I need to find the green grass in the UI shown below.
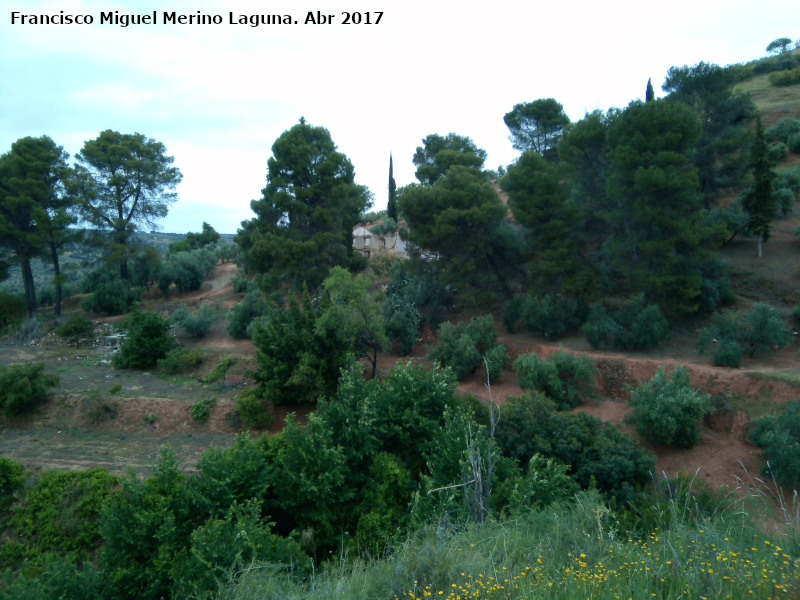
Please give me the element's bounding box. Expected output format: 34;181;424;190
749;371;800;388
219;485;800;600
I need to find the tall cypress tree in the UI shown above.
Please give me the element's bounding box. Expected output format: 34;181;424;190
387;153;398;222
742;118;776;258
645;78;655;103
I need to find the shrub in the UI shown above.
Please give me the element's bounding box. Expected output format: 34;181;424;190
767;142;789;163
190;399;213;423
750;399;800;488
775;187;795;215
515;349;596;410
172;303;220;338
231;270;254;294
158;248;217;296
496;394;655;505
236;388;272;429
521;294;587;340
201;356;236;384
703;304;793;363
384;292;422;355
113;311;175;369
0;457;24;514
581;295;670;351
226;289;267;339
81;276;139;315
157;347;204;374
629;366;710;448
0;363;59;417
712;340;744;368
788;133;800;154
429;315;508;382
0;291;26;332
55;316;95;348
769;66;800;87
766;117;800;143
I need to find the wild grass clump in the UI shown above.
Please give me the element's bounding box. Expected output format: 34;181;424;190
219;487;799;600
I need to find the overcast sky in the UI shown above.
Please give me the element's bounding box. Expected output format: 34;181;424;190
2;0;798;234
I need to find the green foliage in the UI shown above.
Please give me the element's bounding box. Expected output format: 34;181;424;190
581;295;670;351
385;259;454;333
411;132;487;185
113;311;175;369
158;247;217;295
0;457;24;515
190;399;213;423
236;119;371;290
168;222;220;254
766;37;793;54
226;289;267;339
80;274;138;315
235;388;271;429
506;454;578;513
0;363;59;417
742;119;778;256
503;293;587;340
429;315;509;382
201;356;235;384
74;130;182;281
383;289;422;355
316;267;388;377
0;291;27;332
750;399;800;488
769;66;800;86
503;98;570;157
172;303;220;337
606;99;724;315
250;291;345;408
515;349;596;410
55;316;94;348
629;366;710;448
231;270;254;293
496;394;655;505
0;554;104;600
7;469;117;563
767;141;789;162
157;347;203;374
697;303;791;361
128;245;162;291
766;118;800;143
398;165;521;293
788;133;800;153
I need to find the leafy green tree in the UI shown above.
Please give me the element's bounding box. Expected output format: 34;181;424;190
629;366;710;448
580;295;670;351
742;118;776;257
697;303;792;363
158;247;217;294
172;303;219;337
502;151;599;297
113;311;175;369
412;132;487;185
503;98;570;157
662;62;756;206
167;221;220;254
73;130;182;281
316;267;388;377
429;315;509;382
605;100;722;315
226;288;268;339
398;165;521;292
0;363;59;417
236;120;371;290
766;37;793;55
0;136;72;317
249;290;346;406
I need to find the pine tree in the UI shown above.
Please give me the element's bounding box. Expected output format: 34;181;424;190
387;153;398;222
742;118;776;258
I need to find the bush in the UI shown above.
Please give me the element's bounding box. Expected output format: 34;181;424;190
81;274;139;315
55;316;95;348
157;347;204;374
114;311;175;369
581;295;670;351
236;388;272;429
496;394;655;505
384;292;422;355
0;363;59;417
767;142;789;163
226;289;267;339
0;457;24;514
515;349;596;410
429;315;508;382
766;118;800;143
0;291;26;332
172;303;220;338
712;340;744;368
629;366;710;448
158;248;217;296
201;356;235;384
769;66;800;87
504;294;587;340
750;399;800;488
190;399;213;423
788;133;800;154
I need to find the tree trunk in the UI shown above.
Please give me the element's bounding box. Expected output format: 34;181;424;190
757;235;763;258
20;256;37;318
50;241;62;317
